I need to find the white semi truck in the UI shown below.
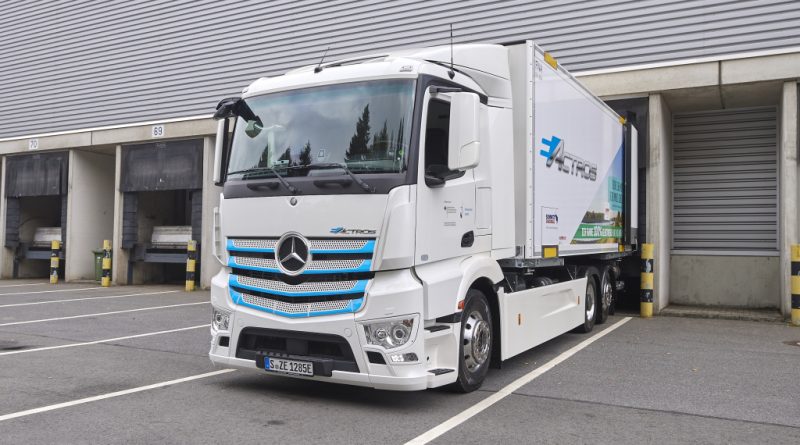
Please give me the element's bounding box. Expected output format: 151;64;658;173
208;41;638;392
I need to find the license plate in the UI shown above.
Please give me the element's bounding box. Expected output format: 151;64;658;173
264;357;314;377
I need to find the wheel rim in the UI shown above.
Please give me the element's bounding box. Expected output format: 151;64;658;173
585;282;596;321
602;279;613;309
463;310;491;371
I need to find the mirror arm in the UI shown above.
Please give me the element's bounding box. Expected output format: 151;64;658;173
424;169;464;187
424;174;445;188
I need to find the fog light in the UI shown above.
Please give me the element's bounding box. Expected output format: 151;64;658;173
363;317;415;349
390;353;418;363
212;308;230;331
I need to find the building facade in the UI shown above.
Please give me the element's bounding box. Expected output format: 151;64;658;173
0;0;798;316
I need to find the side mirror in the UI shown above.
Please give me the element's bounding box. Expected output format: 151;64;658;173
447;92;481;171
213;119;229;186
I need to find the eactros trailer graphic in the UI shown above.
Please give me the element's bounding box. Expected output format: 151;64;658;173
208;41;638;392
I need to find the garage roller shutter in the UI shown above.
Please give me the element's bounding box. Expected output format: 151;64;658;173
672;107;777;254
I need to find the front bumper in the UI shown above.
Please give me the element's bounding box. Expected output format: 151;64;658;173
209;267;446;391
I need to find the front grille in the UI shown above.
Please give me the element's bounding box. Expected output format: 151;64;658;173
232;256;279;270
231;268;372;284
230;238;278;250
237;290;362;315
309;239;371;251
235;275;363;294
227;236;376;317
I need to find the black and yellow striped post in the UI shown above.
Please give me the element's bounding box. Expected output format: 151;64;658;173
101;240;112;287
640;243;654;318
186;240;197;292
50;240;60;284
791;244;800;326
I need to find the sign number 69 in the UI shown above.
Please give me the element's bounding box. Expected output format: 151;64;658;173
151;125;165;138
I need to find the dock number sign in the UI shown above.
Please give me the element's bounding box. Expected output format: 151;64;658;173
151;125;165;138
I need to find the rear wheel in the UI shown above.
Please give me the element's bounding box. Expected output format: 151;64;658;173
451;289;492;393
576;277;597;333
597;268;613;325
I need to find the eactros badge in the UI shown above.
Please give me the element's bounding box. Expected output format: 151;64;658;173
330;227;377;235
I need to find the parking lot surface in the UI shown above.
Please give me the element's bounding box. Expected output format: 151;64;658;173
1;280;798;444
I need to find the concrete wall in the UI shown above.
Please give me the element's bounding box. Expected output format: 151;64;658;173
66;150;116;281
647;94;672;312
670;256;780;308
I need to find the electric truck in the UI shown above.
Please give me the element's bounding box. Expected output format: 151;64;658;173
208;41;638;392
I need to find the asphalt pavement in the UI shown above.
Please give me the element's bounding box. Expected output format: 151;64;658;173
0;280;798;444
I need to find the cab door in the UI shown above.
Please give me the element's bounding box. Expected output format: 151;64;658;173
414;88;478;265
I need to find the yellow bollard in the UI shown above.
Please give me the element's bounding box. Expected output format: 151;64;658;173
640;243;654;318
101;239;112;287
791;245;800;326
50;240;60;284
186;240;197;292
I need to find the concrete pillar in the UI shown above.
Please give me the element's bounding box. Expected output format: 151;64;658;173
200;136;222;288
65;149;116;281
779;81;798;318
647;93;673;312
0;156;11;278
111;145;129;285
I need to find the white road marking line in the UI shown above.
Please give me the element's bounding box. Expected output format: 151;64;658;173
0;324;210;356
0;302;209;327
405;317;633;445
0;282;49;288
0;287;104;297
0;369;236;422
0;290;180;308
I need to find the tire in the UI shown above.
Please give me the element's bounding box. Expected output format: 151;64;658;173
596;267;613;325
576;275;597;333
451;289;493;393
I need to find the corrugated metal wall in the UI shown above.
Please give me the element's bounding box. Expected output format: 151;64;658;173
1;0;799;138
672;107;778;254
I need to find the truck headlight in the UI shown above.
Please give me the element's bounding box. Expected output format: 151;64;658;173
363;317;414;349
212;308;231;331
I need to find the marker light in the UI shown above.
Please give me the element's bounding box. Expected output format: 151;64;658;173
390;353;419;363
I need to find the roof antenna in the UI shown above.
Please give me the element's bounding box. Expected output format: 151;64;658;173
314;46;331;73
447;24;455;79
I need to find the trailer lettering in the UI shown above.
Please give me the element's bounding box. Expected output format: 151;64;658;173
539;136;596;182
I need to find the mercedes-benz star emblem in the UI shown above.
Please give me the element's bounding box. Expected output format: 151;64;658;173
275;233;310;276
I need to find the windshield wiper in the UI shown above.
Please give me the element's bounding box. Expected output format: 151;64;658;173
291;163;375;193
228;166;298;194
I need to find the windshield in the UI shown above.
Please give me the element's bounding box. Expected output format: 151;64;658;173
227;80;415;180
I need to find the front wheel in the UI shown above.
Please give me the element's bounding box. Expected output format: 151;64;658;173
576;277;597;333
451;289;493;393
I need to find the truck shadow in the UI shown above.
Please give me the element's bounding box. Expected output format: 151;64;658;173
215;372;465;411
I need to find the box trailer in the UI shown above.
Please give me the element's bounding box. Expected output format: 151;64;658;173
208;40;638;391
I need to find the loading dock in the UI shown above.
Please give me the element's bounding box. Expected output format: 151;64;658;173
119;139;203;285
3;153;68;278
